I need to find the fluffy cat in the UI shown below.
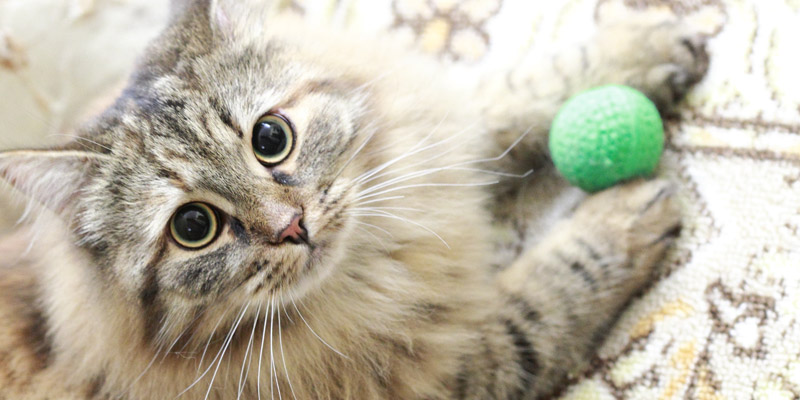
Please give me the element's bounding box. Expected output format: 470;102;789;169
0;1;707;398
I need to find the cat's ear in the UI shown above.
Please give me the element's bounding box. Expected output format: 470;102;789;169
167;0;232;41
0;150;104;214
168;0;274;43
208;0;276;41
208;0;237;40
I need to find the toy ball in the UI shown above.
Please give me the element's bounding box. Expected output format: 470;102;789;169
549;85;664;192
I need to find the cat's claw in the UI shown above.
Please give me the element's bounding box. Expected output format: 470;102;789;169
641;28;709;113
595;12;710;113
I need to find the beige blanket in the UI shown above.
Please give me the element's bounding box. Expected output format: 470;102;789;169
1;0;796;398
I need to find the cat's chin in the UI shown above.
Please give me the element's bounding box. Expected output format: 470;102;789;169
237;237;339;304
286;240;339;299
276;214;355;301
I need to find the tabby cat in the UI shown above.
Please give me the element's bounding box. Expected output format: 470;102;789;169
0;1;707;398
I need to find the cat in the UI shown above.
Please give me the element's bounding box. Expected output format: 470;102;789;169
0;0;707;398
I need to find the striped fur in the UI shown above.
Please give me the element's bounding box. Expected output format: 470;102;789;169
0;1;705;398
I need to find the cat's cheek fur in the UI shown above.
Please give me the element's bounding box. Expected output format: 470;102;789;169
158;245;247;300
285;227;353;302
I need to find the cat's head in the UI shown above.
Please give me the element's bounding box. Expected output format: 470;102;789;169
0;0;486;343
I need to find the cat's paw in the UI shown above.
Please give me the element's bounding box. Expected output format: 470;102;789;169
635;26;709;113
594;13;710;113
575;179;682;277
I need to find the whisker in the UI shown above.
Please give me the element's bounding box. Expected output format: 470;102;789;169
238;303;261;400
448;124;533;167
48;133;113;152
409;110;451;153
242;310;259;395
198;305;234;372
278;295;298;400
362;164;531;197
289;293;350;360
178;304;247;398
354;225;391;253
127;306;214;397
350;206;424;213
352;220;394;238
269;300;273;400
202;304;250;400
359;109;452;168
257;298;270;400
357;144;459;188
449;167;533;178
161;308;211;361
352;196;406;207
331;127;378;182
120;342;165;399
356;166;452;196
177;307;217;356
355;125;532;199
355;181;499;203
347;66;398;96
347;210;451;248
352;122;478;185
355;92;453;164
356;156;523;198
281;301;295;324
270;297;282;400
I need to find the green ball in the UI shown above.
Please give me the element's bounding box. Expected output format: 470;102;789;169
549;85;664;192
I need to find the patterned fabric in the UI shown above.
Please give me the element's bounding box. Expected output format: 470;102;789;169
0;0;797;398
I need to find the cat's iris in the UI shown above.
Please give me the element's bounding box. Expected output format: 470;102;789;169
252;113;294;166
169;203;219;250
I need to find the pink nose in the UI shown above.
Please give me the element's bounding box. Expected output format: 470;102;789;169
278;215;308;244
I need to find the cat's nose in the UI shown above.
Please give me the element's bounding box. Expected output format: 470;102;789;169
278;214;308;244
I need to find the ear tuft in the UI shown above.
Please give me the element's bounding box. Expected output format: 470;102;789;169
167;0;235;42
210;0;236;40
167;0;277;44
0;150;105;214
210;0;278;41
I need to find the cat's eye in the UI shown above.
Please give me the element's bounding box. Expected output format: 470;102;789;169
169;203;220;250
252;113;294;166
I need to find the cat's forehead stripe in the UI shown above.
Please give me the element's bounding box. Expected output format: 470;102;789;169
139;239;167;341
208;96;243;139
154;165;191;193
283;79;353;108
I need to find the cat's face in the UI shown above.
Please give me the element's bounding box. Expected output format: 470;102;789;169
0;1;393;340
91;48;364;304
0;0;487;344
83;23;383;318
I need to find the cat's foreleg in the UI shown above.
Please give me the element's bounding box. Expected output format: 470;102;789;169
482;11;708;171
492;178;681;397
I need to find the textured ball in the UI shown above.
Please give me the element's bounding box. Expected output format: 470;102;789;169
549;85;664;192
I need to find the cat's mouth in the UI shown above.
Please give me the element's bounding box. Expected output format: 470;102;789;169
239;238;329;297
240;202;348;299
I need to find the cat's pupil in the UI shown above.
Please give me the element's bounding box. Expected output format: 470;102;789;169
174;207;210;242
253;121;287;157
